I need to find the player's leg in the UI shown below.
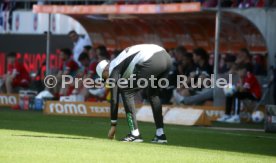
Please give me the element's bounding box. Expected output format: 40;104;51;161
120;88;143;142
147;85;167;143
217;94;233;122
234;92;256;115
225;92;255;123
125;50;171;143
146;51;171;143
5;75;14;93
225;95;233;115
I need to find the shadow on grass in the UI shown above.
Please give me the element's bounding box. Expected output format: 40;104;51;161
11;134;92;140
1;108;276;157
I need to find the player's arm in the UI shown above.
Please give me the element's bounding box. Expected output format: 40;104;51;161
109;69;120;126
106;69;120;139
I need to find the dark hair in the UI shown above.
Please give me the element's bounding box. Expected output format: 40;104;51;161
113;49;122;58
225;54;236;62
7;52;17;58
78;52;89;61
193;48;209;62
60;48;72;57
240;48;251;59
237;64;249;71
68;30;77;35
184;52;193;61
84;45;92;51
175;46;187;56
97;45;107;52
97;45;109;59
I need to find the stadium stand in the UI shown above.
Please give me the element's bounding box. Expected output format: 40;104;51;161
1;0;276;10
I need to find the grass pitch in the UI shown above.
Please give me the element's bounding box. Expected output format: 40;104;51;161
0;108;276;163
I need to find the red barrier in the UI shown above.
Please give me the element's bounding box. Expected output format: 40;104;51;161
0;52;61;78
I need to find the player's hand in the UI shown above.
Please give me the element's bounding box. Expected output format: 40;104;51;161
108;126;116;140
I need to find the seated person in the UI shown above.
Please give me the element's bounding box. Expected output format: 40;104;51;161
88;46;98;74
177;52;196;77
77;52;107;101
159;46;193;104
220;54;236;74
4;52;31;93
173;73;213;105
173;48;213;105
55;48;79;96
83;45;92;54
234;48;253;72
96;45;110;61
79;52;98;79
217;64;262;123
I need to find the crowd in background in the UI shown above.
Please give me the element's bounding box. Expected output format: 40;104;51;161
0;27;270;123
166;46;266;106
1;0;276;11
1;30;267;108
1;28;270;124
36;0;276;8
1;0;275;32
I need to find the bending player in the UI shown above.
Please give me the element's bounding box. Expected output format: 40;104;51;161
96;44;172;143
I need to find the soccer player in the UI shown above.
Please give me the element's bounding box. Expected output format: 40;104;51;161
96;44;172;143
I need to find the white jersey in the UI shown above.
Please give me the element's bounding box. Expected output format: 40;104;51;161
109;44;165;78
73;35;92;66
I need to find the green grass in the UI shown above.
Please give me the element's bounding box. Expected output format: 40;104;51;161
0;108;276;163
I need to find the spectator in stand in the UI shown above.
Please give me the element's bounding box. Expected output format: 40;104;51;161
238;0;255;8
3;52;30;93
203;0;217;7
255;0;265;7
37;0;46;5
217;64;262;123
221;0;233;7
232;48;253;73
56;48;79;96
68;30;92;66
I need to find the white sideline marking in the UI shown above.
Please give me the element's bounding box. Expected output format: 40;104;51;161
169;127;276;140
